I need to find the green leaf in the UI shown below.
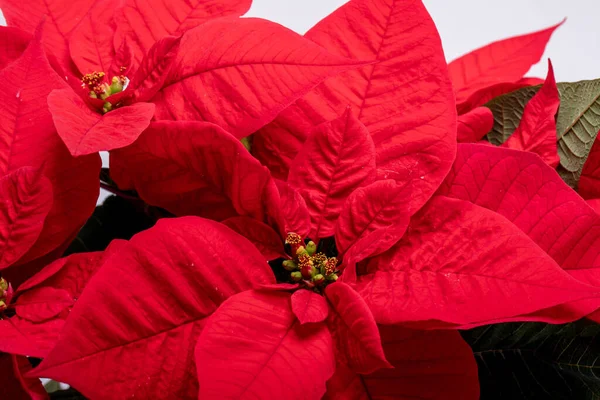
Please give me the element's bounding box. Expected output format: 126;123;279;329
462;320;600;400
485;79;600;189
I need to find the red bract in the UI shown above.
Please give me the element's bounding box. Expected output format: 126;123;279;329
0;25;100;278
449;20;563;109
457;106;494;143
253;0;458;217
0;354;48;400
501;60;560;167
438;144;600;321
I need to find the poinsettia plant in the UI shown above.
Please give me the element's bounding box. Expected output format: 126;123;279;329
1;0;600;399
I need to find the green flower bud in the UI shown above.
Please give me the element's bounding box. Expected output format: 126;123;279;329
296;246;308;256
109;76;124;95
326;273;338;282
305;241;317;256
313;274;325;285
290;271;303;282
282;260;298;271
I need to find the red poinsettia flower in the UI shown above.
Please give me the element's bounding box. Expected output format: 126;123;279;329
448;20;564;114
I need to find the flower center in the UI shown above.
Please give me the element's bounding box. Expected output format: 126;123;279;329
0;277;13;314
82;68;129;113
283;232;339;290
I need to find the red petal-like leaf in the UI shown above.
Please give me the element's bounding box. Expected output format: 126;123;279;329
114;0;251;65
152;17;368;138
0;354;48;400
0;34;100;263
195;290;335;399
0;317;64;358
588;199;600;214
324;326;479;400
0;168;52;269
275;180;311;238
288;108;376;239
68;0;118;74
255;0;456;212
456;77;543;115
326;282;391;375
335;180;411;273
48;88;155;156
438;144;600;320
502;60;560;167
291;289;329;324
354;196;597;326
457;107;494;143
0;27;31;71
579;132;600;199
132;35;181;103
31;217;274;399
111;121;282;228
449;21;563;104
15;286;73;322
223;216;285;262
0;0;96;72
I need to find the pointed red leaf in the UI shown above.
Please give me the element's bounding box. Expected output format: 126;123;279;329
0;168;53;270
579;132;600;199
30;217;275;399
68;0;118;74
132;35;181;103
15;287;73;322
438;144;600;320
335;180;411;273
223;216;285;262
324;326;479;400
48;88;155;156
456;77;543;115
291;289;329;324
0;35;101;263
0;27;31;71
255;0;456;213
288;108;376;239
195;290;335;399
114;0;251;65
326;282;391;375
151;17;368;138
588;199;600;214
457;107;494;143
0;0;97;72
502;60;560;167
275;180;311;238
0;354;48;400
0;317;64;358
354;196;598;326
111;121;282;228
449;21;563;104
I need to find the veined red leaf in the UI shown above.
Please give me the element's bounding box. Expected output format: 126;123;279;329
151;17;369;138
255;0;457;213
0;317;64;358
502;60;560;167
588;199;600;214
456;77;543;115
0;354;48;400
68;0;118;74
457;107;494;143
291;289;329;324
438;144;600;320
449;21;563;104
0;33;100;263
324;326;479;400
30;217;275;399
275;180;311;239
326;282;391;375
195;290;335;399
114;0;251;65
0;27;31;71
15;287;73;322
132;35;182;103
579;132;600;199
0;168;52;270
0;0;96;72
335;180;411;276
111;121;282;228
354;196;598;326
288;108;376;239
222;216;285;262
48;88;155;156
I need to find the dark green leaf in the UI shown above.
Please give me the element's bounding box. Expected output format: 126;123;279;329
485;79;600;189
462;320;600;399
